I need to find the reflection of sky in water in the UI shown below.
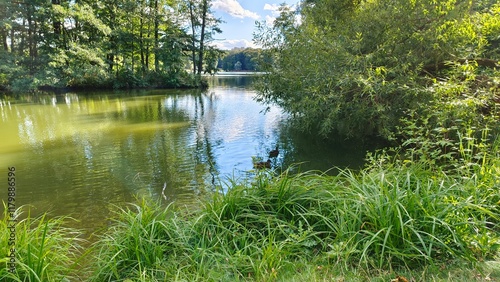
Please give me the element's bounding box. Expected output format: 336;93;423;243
173;87;285;178
0;76;370;236
157;87;285;178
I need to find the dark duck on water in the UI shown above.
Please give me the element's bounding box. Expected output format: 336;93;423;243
268;145;279;158
253;145;279;169
253;159;271;169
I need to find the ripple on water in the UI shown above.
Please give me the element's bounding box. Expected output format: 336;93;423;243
0;76;373;241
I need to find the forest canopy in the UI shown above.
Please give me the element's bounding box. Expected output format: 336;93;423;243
254;0;500;141
0;0;222;91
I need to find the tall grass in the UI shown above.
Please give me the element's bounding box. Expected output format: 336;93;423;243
89;153;499;281
0;205;85;282
333;165;498;268
90;198;174;281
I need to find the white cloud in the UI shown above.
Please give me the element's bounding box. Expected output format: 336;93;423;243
263;3;280;15
263;3;301;27
265;15;276;26
263;3;282;26
212;0;260;20
295;14;302;26
211;39;257;50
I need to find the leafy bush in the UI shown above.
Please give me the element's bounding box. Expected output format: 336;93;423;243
396;61;500;172
254;0;500;141
112;68;146;89
66;66;113;89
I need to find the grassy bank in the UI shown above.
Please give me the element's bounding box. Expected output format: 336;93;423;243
2;142;498;281
0;207;85;281
87;155;499;281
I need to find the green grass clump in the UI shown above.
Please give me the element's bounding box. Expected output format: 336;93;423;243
90;198;174;281
89;157;499;281
0;205;85;282
333;164;499;269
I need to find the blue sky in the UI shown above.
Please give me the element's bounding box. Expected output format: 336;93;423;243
210;0;300;50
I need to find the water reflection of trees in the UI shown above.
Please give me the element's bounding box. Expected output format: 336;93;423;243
193;91;219;188
206;75;255;89
83;91;221;199
274;120;374;174
0;90;224;233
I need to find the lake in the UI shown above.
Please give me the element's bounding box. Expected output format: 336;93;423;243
0;75;370;236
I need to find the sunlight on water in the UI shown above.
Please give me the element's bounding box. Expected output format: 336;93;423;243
0;76;370;237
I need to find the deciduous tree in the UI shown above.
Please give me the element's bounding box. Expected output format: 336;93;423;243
254;0;500;140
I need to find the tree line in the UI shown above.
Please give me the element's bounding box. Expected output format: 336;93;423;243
0;0;222;92
217;47;262;72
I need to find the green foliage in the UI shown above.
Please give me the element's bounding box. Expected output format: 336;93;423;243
182;0;223;76
113;68;147;89
396;60;500;173
218;48;262;71
88;151;499;280
0;0;220;92
90;199;173;281
254;0;500;141
66;66;112;89
0;205;85;281
339;164;499;268
0;150;498;281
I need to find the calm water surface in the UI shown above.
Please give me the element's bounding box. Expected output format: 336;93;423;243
0;75;369;235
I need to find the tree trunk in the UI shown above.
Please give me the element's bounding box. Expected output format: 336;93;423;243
154;0;159;72
52;0;61;36
140;2;145;75
10;27;15;53
422;58;500;74
33;18;38;59
27;5;35;73
145;7;151;71
107;3;116;72
1;28;7;51
18;18;25;56
197;0;207;75
189;1;197;74
131;17;135;74
107;53;114;72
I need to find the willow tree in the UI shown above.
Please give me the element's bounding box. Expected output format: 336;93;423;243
254;0;500;140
